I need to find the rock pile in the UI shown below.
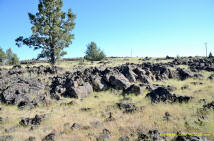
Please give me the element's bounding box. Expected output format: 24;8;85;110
0;76;49;108
146;87;192;103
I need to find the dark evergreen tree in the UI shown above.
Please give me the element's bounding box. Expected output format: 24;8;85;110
16;0;76;68
208;52;213;58
84;42;106;61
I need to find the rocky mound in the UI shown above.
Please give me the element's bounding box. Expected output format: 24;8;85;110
173;131;209;141
0;75;50;108
146;87;192;103
137;130;167;141
0;57;208;106
19;114;46;127
203;101;214;110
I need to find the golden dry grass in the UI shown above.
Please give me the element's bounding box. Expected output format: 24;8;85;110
0;76;214;140
0;58;214;140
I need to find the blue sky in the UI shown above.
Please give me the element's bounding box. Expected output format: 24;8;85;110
0;0;214;60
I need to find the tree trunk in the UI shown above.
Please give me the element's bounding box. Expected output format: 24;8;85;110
50;46;57;73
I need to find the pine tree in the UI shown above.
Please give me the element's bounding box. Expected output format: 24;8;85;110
0;47;7;65
10;54;20;65
208;52;213;58
16;0;76;68
6;48;13;64
6;48;20;65
84;42;106;61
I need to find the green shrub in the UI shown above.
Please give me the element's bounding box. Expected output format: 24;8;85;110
84;42;106;61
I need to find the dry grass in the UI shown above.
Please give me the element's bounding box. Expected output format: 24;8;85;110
0;57;171;71
1;58;214;140
1;76;214;140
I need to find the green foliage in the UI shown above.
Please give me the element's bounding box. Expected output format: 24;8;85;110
84;42;106;61
10;54;20;65
208;52;213;58
56;48;67;60
6;48;20;65
0;47;7;64
6;48;13;62
15;0;76;66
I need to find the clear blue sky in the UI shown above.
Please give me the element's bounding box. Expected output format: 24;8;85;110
0;0;214;60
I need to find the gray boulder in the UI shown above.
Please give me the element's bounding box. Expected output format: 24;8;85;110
138;75;152;84
104;69;131;90
120;65;137;82
124;84;143;95
117;102;137;113
208;74;214;80
177;68;194;80
91;75;108;91
0;77;47;107
65;82;93;98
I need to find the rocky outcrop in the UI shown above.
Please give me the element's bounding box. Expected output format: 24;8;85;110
119;65;137;82
203;101;214;110
137;130;167;141
64;82;93;98
104;69;131;90
1;57;212;104
146;87;192;103
173;132;208;141
117;102;138;113
208;74;214;80
90;74;108;91
0;76;49;108
19;114;46;127
124;84;143;95
176;68;194;80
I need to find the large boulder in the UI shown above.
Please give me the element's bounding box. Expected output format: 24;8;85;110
124;84;143;95
133;67;153;83
208;74;214;80
133;67;146;76
138;75;152;84
177;68;194;80
64;82;93;98
104;69;131;90
146;87;172;103
90;74;108;91
0;77;48;107
120;65;137;82
137;130;167;141
146;87;192;103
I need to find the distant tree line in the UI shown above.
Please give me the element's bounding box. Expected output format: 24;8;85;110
0;47;20;65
